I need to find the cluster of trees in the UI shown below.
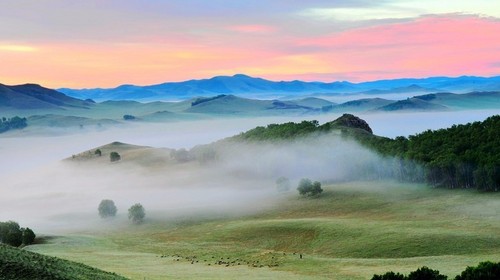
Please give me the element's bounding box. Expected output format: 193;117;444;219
0;116;27;133
297;178;323;196
236;120;321;141
0;221;35;247
275;177;323;196
123;114;136;120
357;115;500;191
235;114;372;142
98;200;145;224
372;261;500;280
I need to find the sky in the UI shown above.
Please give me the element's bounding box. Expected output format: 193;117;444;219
0;0;499;88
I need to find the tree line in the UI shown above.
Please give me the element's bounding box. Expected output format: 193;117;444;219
372;261;500;280
355;115;500;191
0;116;27;133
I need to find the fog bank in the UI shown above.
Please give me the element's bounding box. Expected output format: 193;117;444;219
1;110;497;233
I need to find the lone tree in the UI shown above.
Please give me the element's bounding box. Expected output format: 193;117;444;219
110;151;121;162
94;149;102;156
128;203;145;224
297;178;323;196
98;199;117;218
276;177;291;192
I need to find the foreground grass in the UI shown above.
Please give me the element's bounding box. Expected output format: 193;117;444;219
28;181;500;279
0;243;127;280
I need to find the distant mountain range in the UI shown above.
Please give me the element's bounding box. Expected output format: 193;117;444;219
58;74;500;101
1;82;499;130
3;83;500;114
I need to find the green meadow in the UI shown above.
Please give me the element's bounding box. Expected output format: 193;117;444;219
28;180;500;279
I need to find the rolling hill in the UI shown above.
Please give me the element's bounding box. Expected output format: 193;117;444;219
0;244;127;280
413;91;500;109
0;83;92;110
374;97;449;112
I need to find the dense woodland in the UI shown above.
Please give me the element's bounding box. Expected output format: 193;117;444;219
0;116;27;133
358;115;500;191
235;114;500;191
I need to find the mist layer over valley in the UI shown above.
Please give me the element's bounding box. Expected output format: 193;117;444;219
1;118;386;233
1;110;499;231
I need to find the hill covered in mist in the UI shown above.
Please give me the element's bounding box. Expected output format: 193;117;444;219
71;113;500;191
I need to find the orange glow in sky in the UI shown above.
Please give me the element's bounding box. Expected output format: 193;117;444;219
0;1;499;88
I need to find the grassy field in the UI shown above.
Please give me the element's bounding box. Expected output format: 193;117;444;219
28;181;500;279
0;243;127;280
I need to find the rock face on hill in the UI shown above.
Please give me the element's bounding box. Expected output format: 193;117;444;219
330;114;373;134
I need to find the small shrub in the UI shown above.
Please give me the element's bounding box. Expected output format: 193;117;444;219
110;152;121;162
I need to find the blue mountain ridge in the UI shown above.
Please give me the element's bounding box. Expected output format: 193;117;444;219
58;74;500;102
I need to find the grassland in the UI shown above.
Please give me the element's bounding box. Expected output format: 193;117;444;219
0;243;127;280
28;181;500;279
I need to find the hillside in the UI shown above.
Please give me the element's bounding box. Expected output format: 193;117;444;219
374;97;449;111
0;244;127;280
323;98;393;112
185;95;323;114
29;181;500;280
413;91;500;109
68;141;174;167
0;83;91;110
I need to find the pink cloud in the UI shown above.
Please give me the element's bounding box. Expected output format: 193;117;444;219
226;24;277;34
2;14;499;88
293;15;500;81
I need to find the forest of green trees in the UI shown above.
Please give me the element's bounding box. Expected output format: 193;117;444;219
358;115;500;191
235;114;500;191
0;116;27;133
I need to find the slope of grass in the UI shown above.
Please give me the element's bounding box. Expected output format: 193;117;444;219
0;243;127;280
28;181;500;279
